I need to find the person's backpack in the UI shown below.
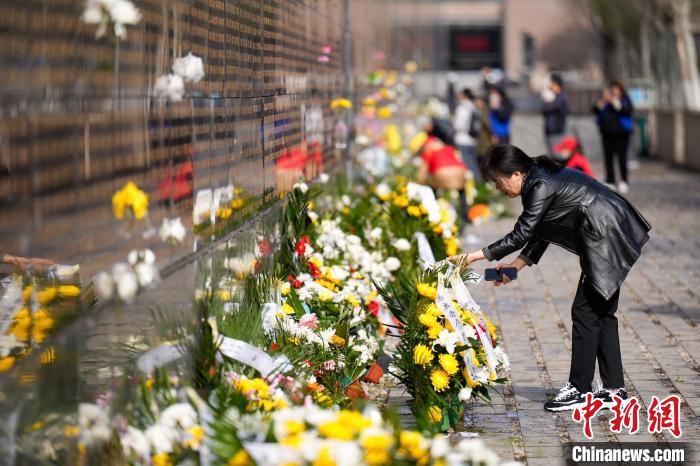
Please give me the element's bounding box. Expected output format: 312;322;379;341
468;107;481;138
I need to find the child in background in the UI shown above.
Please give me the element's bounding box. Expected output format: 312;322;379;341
552;136;595;178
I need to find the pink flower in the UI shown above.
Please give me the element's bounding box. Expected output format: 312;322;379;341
317;55;330;63
321;360;336;371
321;45;333;54
299;313;319;330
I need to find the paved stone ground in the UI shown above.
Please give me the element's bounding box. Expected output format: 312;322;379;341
388;115;700;464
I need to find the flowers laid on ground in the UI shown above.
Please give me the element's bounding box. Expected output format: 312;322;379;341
113;181;149;221
5;76;516;466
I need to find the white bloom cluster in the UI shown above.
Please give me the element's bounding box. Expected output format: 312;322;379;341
79;403;112;446
349;328;380;365
82;0;141;40
159;217;186;244
94;249;159;302
122;403;201;459
155;53;205;102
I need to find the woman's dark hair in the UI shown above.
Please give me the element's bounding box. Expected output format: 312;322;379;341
462;88;474;99
609;80;628;97
482;144;562;182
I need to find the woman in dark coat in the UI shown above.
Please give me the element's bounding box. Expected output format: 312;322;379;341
593;80;634;193
451;144;651;412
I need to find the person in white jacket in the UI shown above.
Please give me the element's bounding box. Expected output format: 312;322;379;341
453;89;482;182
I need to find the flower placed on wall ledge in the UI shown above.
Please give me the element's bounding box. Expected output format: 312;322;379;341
172;52;205;83
159;217;187;244
155;53;205;102
112;181;149;220
82;0;142;40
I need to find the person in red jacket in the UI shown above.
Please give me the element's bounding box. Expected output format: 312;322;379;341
553;136;595;178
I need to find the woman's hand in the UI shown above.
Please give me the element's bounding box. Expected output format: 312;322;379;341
448;249;485;266
493;258;527;287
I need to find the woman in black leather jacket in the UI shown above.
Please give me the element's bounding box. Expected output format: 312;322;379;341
453;144;651;412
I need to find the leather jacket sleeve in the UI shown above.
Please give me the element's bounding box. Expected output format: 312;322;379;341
519;239;549;265
482;179;554;261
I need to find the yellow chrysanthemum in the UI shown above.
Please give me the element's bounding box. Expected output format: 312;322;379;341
331;98;353;110
416;283;437;300
0;357;15;373
279;282;291;296
38;287;58;304
58;285;80;298
338;410;372;432
393;195;409;208
362;433;394;466
281;303;295;315
413;344;434;366
63;425;80;437
329;335;345;347
152;453;173;466
432;225;443;235
406;206;422;217
438;353;459;375
22;286;33;304
113;182;149;220
184;425;205;449
227;450;253;466
346;294;360;308
427;325;443;340
427;406;443;423
285;420;306;436
430;368;450;392
313;447;337;466
33;309;54;331
418;313;437;328
318;420;354;440
231;198;244;209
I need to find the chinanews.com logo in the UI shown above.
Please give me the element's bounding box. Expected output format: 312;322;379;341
567;393;691;465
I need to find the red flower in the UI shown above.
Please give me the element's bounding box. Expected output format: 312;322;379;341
296;235;311;256
288;274;303;289
308;261;322;278
258;239;273;256
368;300;380;316
269;342;280;352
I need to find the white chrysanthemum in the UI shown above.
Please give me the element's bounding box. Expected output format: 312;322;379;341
160;403;198;430
79;403;111;446
115;269;138;302
120;426;150;460
430;435;450;459
172;52;205;83
159;217;186;243
375;183;391;199
341;195;351;206
93;271;114;300
456;439;499;466
458;386;473;401
0;335;19;358
308;211;319;222
155;74;185;102
318;173;330;184
82;0;141;39
293;182;309;193
134;263;158;288
384;257;401;272
145;424;177;454
392;238;411;251
428;210;442;224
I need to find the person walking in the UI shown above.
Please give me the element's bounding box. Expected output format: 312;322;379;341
474;96;493;175
541;73;569;154
453;89;482;183
488;87;513;144
451;144;651;412
593;80;634;194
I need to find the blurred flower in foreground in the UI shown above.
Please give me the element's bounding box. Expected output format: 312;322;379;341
82;0;142;40
172;52;205;83
331;98;352;110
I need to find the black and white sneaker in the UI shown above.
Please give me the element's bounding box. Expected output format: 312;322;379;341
544;382;586;412
594;386;629;409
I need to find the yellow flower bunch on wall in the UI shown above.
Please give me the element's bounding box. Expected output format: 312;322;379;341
112;181;149;220
330;98;352;109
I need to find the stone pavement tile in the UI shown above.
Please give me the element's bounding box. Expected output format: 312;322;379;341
524;445;567;458
526;458;568;466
